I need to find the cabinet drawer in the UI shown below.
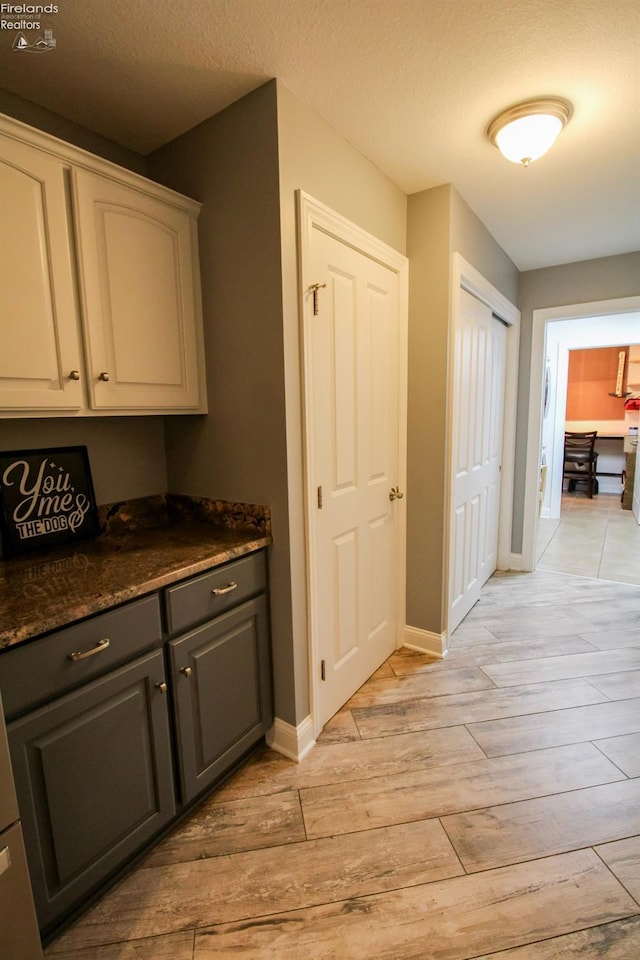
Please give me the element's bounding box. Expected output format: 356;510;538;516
165;551;267;635
0;594;162;720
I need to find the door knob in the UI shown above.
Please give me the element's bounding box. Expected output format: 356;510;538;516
389;486;404;501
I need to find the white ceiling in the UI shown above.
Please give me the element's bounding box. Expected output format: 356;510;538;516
1;0;639;270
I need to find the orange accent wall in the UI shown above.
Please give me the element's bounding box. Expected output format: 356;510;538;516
566;347;628;420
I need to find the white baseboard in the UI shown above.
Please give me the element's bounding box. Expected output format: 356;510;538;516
504;553;524;571
266;715;315;763
598;479;624;496
404;625;448;659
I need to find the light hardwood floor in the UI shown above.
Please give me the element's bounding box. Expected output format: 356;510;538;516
44;567;640;959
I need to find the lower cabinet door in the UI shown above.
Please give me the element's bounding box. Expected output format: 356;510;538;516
7;649;175;935
169;596;273;804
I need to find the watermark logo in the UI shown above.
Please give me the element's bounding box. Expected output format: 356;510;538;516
2;3;59;51
13;27;56;50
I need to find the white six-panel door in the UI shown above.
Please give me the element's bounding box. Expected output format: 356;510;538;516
449;288;508;632
301;199;407;733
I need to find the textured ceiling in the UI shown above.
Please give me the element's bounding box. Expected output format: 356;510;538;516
1;0;639;269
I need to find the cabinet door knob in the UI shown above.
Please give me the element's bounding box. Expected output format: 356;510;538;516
68;370;81;381
155;681;168;693
98;371;110;381
180;666;192;677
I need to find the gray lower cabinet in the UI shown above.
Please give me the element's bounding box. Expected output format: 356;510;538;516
0;548;272;939
7;649;175;934
169;595;272;803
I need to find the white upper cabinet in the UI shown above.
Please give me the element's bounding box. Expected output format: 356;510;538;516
0;115;207;417
72;170;203;411
0;137;83;411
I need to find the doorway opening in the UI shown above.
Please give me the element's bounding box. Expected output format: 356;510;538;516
522;297;640;575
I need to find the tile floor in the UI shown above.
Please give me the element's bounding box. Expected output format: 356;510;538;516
537;492;640;585
44;563;640;958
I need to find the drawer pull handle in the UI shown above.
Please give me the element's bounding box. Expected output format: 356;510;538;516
211;581;238;596
0;845;11;878
180;666;192;677
156;682;168;693
69;638;110;661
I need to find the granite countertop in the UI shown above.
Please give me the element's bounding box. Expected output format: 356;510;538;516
0;494;272;651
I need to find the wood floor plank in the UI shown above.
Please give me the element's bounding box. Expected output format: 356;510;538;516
481;650;640;687
480;606;640;639
483;572;638;608
299;742;624;839
468;699;640;757
596;733;640;777
589;669;640;700
316;706;361;743
346;665;494;708
45;930;195;959
142;791;306;867
578;627;640;650
192;851;638;960
46;819;463;952
475;916;640;958
596;836;640;904
351;678;608;740
441;779;640;872
215;725;485;803
445;635;598;665
474;617;584;641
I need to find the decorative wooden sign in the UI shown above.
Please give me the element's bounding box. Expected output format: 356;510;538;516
0;446;100;558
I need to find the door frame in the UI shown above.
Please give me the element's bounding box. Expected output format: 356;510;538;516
521;295;640;569
297;191;409;737
446;255;520;638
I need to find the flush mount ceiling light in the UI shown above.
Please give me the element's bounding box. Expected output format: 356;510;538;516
487;97;573;167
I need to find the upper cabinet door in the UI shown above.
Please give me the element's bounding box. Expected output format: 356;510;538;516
0;138;83;410
72;168;205;411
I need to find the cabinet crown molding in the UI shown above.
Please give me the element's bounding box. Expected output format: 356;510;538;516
0;111;201;215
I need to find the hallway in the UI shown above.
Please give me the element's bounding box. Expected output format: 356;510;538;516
44;567;640;958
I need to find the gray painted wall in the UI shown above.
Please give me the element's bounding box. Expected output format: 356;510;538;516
146;82;298;721
0;418;167;505
512;251;640;552
0;89;146;174
406;184;518;636
450;189;519;305
406;185;451;634
150;80;407;728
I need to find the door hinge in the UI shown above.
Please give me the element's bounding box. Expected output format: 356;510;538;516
321;659;326;681
317;485;323;509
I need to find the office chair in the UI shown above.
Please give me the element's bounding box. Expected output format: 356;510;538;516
563;431;599;498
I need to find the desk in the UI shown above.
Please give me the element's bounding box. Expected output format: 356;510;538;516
594;436;625;489
564;426;626;495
